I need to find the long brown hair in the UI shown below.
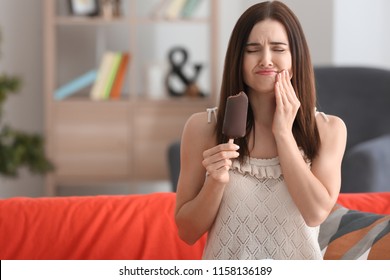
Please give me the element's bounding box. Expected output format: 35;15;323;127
216;1;320;161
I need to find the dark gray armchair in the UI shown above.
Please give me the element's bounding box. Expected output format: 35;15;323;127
315;66;390;193
168;66;390;193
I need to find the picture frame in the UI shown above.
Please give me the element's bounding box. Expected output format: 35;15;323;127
68;0;100;17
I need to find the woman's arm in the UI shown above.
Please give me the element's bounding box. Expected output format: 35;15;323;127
275;115;347;226
273;70;347;226
174;112;239;244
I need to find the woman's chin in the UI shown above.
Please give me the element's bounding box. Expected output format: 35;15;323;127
251;86;275;95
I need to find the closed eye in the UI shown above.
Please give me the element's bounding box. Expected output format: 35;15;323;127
245;42;261;53
270;41;288;53
245;45;261;53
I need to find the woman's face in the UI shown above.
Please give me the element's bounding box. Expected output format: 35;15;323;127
243;19;292;95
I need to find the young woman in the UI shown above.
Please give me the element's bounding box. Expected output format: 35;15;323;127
175;1;347;260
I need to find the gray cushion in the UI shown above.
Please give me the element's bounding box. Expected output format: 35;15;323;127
342;134;390;193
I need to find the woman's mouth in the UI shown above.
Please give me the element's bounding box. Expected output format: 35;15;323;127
255;70;278;76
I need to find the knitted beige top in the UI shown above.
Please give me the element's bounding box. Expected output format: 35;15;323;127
202;108;323;260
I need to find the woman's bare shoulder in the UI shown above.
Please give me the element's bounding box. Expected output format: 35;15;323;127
316;113;347;150
183;111;217;138
181;111;218;152
316;113;346;133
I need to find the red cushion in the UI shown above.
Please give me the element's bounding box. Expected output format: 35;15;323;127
0;192;206;260
337;192;390;214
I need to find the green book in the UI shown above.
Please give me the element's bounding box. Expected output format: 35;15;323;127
102;52;123;99
90;52;116;100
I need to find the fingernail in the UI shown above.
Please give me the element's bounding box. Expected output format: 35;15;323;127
234;144;240;150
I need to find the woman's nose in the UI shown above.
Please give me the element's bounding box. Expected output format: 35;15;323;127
259;49;273;66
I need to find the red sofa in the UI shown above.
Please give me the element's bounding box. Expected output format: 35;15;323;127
0;192;389;260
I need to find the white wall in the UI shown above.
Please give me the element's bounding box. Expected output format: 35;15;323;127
333;0;390;69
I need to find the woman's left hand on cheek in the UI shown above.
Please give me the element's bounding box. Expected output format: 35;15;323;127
273;70;300;136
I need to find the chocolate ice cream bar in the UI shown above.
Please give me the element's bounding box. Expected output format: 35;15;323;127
222;91;248;141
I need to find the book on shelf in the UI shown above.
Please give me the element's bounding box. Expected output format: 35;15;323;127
90;51;130;100
150;0;203;20
102;52;122;99
54;70;97;100
110;53;130;100
165;0;187;20
90;52;117;100
181;0;203;18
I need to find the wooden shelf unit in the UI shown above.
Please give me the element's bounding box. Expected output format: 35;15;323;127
43;0;219;195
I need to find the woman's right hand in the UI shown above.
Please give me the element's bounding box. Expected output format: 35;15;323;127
202;143;240;184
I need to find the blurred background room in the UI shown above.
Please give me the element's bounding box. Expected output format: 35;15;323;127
0;0;389;198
